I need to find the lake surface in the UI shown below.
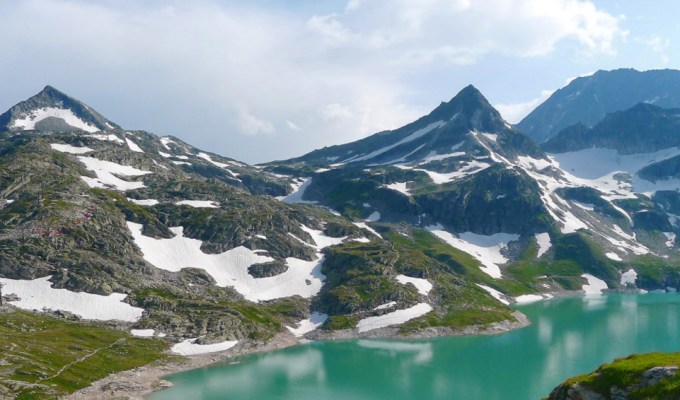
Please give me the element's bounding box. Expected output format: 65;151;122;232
148;294;680;400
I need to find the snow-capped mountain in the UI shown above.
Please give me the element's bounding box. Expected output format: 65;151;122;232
0;86;511;363
0;85;119;133
518;68;680;144
267;82;680;296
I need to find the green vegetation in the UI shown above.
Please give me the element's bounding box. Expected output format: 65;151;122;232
0;308;172;399
548;352;680;400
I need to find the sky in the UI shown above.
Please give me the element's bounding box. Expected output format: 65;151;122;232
0;0;677;164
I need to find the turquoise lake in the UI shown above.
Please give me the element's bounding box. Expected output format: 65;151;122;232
148;294;680;400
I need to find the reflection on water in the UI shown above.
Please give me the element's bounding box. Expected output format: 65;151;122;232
149;294;680;400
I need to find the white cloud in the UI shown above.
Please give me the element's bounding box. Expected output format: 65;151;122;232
495;90;555;124
286;120;302;131
236;104;275;136
0;0;624;163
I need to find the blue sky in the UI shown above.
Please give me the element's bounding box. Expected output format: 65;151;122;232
0;0;676;163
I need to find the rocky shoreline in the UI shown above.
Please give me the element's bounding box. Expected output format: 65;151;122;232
64;310;532;400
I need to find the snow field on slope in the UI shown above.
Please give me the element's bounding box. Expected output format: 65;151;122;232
426;224;519;278
351;120;445;163
50;143;93;154
171;338;239;355
285;312;329;337
125;138;144;153
0;276;143;322
356;303;433;333
475;284;509;305
175;200;219;208
77;156;152;191
664;232;676;248
12;107;100;133
581;274;608;294
128;222;342;302
535;233;552;258
620;269;637;285
396;275;432;295
277;178;318;204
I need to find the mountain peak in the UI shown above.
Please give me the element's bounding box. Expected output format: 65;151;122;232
0;86;119;133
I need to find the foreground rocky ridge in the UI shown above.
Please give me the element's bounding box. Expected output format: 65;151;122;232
546;353;680;400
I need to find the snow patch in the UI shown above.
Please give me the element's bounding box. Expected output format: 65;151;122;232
664;232;676;248
620;269;637;285
395;275;432;295
416;160;491;184
85;134;124;144
175;200;219;208
373;301;397;310
0;276;143;322
125;138;144;153
426;225;519;278
77;156;151;191
535;233;552;258
131;329;155;337
581;274;608;295
386;182;411;195
606;252;623;261
285;312;328;337
171;338;238;356
356;303;433;333
482;133;498;142
50;143;93;154
12;107;99;133
515;294;544;303
128;222;333;302
352;222;383;239
128;198;159;206
277;178;317;204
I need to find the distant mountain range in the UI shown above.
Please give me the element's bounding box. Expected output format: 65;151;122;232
518;68;680;144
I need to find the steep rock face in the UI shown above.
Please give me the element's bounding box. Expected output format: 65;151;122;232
518;68;680;144
0;86;118;133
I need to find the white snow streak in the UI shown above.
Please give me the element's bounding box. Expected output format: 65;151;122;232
175;200;219;208
351;121;445;163
620;269;637;285
476;284;510;305
50;143;93;154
